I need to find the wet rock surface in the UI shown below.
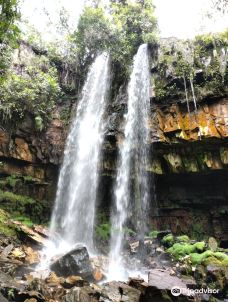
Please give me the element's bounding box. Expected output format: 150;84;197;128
50;246;93;280
0;228;227;302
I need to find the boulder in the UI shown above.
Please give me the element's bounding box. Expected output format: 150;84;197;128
50;245;93;280
0;293;9;302
101;281;141;302
61;286;100;302
129;270;195;302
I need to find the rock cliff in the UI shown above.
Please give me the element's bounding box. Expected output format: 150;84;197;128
0;37;227;239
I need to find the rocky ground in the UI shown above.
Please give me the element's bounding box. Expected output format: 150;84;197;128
0;216;227;302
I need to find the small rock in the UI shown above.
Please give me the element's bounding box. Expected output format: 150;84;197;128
1;244;14;258
208;237;218;252
24;246;40;264
16;291;45;302
61;276;89;289
101;281;141;302
93;269;104;282
45;272;62;286
61;286;100;302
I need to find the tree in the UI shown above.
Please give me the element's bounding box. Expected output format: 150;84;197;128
110;0;157;64
0;0;20;44
0;0;20;76
212;0;227;13
73;6;112;60
72;1;157;80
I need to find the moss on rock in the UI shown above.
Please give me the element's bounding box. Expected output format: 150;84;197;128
167;241;206;259
162;234;175;247
0;189;49;224
0;209;17;237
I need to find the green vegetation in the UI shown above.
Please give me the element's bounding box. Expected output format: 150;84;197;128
148;230;159;239
0;0;20;44
162;234;175;247
96;223;111;242
0;0;20;75
162;233;228;268
0;209;17;237
5;175;19;188
154;30;228;102
109;0;157;64
0;54;61;122
176;235;190;243
12;215;34;227
167;241;206;259
70;0;157;93
0;189;49;224
0;0;157;121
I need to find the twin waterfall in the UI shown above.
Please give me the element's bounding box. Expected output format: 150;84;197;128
47;53;110;256
109;44;150;280
44;45;151;280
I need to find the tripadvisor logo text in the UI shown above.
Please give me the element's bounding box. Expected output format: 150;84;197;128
171;286;219;296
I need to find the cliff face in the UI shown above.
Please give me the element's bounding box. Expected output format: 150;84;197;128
0;38;227;239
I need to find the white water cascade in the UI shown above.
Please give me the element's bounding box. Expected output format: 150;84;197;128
43;53;110;262
108;44;151;281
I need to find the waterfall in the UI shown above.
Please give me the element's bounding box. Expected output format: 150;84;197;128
108;44;150;280
44;52;110;260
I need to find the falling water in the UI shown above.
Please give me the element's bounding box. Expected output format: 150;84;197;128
108;44;150;280
43;53;110;261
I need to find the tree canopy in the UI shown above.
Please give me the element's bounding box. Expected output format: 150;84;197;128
0;0;20;44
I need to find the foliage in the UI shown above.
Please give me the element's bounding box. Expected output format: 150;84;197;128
23;175;35;182
0;0;20;75
35;115;44;131
71;0;157;91
162;234;175;247
73;6;112;67
0;54;61;122
148;230;159;239
13;215;34;227
0;209;17;237
154;30;228;102
5;175;19;187
211;0;228;14
0;189;49;223
109;0;157;65
95;223;111;242
0;0;20;44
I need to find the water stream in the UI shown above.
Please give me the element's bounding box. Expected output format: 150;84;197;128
41;52;110;264
108;44;151;281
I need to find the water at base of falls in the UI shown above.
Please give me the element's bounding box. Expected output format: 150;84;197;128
108;44;151;281
39;52;110;268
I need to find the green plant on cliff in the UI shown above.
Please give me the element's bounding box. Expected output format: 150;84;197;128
96;223;111;242
70;0;157;90
109;0;157;65
0;55;61;122
0;189;49;223
5;175;19;188
0;209;17;237
154;30;228;102
0;0;20;75
73;6;112;67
